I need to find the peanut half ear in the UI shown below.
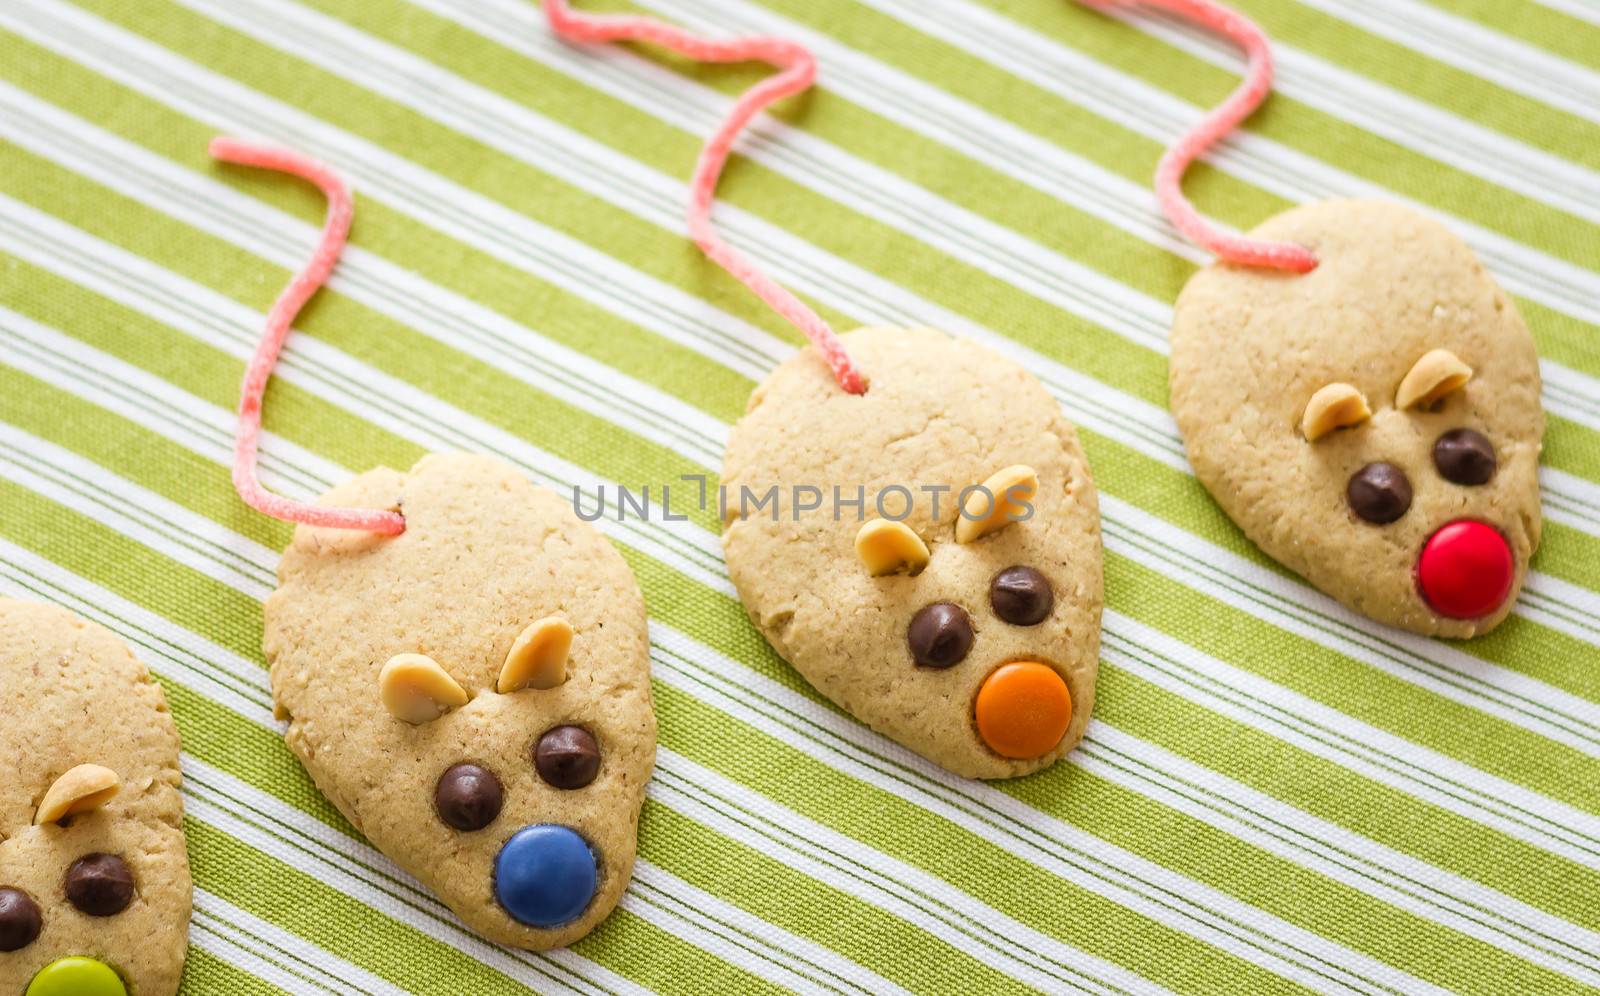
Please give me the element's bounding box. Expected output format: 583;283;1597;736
498;617;572;693
856;519;930;576
35;764;120;825
380;653;469;724
1397;349;1472;410
1301;383;1372;441
956;465;1038;544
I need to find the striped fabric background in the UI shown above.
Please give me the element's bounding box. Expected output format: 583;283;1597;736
1;0;1597;991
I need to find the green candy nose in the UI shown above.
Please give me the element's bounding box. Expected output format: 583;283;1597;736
26;956;126;996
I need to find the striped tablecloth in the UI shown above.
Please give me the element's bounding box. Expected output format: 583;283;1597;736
2;0;1597;992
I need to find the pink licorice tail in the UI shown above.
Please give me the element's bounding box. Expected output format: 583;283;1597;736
1110;0;1316;272
209;137;407;535
544;0;866;393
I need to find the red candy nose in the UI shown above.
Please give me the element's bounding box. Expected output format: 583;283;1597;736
1417;521;1514;619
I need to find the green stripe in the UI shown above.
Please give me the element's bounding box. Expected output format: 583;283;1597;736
650;683;1312;996
1421;0;1600;67
180;944;290;996
755;0;1600;276
1108;551;1600;813
1226;0;1600;168
638;800;1031;996
1094;664;1600;932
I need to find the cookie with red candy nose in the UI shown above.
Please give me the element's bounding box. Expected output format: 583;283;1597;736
1169;200;1543;637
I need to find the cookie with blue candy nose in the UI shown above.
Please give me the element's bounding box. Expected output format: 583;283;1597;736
263;453;655;948
0;600;191;996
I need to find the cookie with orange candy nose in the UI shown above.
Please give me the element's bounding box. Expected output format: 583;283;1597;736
1170;200;1543;637
720;326;1103;779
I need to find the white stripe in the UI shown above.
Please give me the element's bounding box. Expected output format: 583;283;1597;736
189;0;1154;356
12;403;1600;992
0;323;1178;995
221;0;1600;424
0;7;783;386
623;863;910;996
0;83;726;474
0;426;1165;994
0;422;279;599
192;889;412;996
6;200;1598;766
1078;0;1600;224
649;751;1161;996
0;297;339;499
1303;0;1600;125
1102;612;1600;869
52;585;632;996
407;0;1162;352
12;3;1600;534
1076;728;1600;985
1529;0;1600;26
646;626;1450;996
846;0;1600;326
12;405;1600;887
12;0;1600;845
178;647;866;996
0;306;347;494
0;53;1191;478
189;917;360;996
1100;495;1600;755
1519;569;1600;647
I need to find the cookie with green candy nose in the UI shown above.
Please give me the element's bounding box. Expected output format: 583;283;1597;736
0;600;191;996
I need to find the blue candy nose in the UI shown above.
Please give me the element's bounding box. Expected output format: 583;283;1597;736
493;824;597;928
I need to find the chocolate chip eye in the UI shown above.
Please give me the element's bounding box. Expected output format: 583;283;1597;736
990;566;1054;626
535;726;601;790
435;763;504;831
1434;428;1496;486
0;887;41;951
64;853;133;917
1347;462;1413;524
907;602;973;669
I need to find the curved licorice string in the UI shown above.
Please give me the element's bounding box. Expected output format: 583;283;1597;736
545;0;867;392
1101;0;1318;272
210;137;408;535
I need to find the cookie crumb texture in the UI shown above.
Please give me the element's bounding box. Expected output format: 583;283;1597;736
1170;200;1543;637
263;454;654;949
0;600;190;995
722;327;1104;779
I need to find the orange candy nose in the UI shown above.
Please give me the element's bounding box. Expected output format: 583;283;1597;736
975;662;1072;759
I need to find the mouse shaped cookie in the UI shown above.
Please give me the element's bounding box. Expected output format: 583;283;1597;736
263;453;655;949
0;599;191;996
721;327;1103;779
1170;200;1543;637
